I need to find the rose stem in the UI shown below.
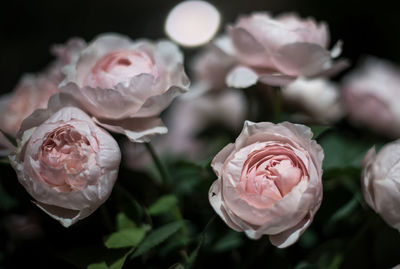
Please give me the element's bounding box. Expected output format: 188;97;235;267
145;142;170;187
272;86;281;123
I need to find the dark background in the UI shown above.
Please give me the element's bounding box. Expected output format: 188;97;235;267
1;0;400;93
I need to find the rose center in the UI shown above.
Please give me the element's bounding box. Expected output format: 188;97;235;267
37;124;97;192
83;49;158;88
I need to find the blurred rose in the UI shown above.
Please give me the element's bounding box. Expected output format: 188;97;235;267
282;78;344;124
209;121;323;248
223;12;347;88
342;57;400;137
3;214;43;240
192;36;236;91
362;141;400;231
124;88;247;170
0;75;59;136
0;38;85;137
60;33;190;142
47;37;87;82
9;94;121;227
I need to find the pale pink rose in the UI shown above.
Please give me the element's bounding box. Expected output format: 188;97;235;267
362;141;400;231
0;74;59;136
342;57;400;137
209;121;324;248
0;38;85;138
223;12;347;88
60;33;190;142
9;94;121;227
191;36;236;91
123;88;247;170
47;37;87;83
282;78;344;124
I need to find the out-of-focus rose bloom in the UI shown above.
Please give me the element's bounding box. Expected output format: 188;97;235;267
47;37;87;82
209;121;324;248
282;78;344;124
124;89;247;170
0;38;85;137
362;141;400;231
0;75;59;136
3;214;43;240
192;36;236;91
9;94;121;227
222;12;347;88
60;33;190;142
342;57;400;137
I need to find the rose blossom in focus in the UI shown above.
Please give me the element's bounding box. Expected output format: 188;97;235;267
0;38;85;137
282;78;344;124
60;33;190;142
209;121;324;248
9;94;121;227
362;141;400;231
342;57;400;137
222;12;347;88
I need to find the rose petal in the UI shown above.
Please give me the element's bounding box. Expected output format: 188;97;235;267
226;66;259;88
93;116;168;143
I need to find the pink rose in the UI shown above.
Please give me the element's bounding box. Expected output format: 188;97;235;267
282;78;344;124
223;12;347;88
0;38;85;137
361;142;400;231
9;94;121;227
342;57;400;137
60;33;190;142
124;88;247;170
191;36;236;91
209;121;324;248
0;74;59;136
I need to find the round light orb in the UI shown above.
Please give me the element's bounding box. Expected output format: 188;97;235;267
165;1;221;47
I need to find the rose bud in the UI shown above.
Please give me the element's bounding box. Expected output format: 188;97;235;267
9;94;121;227
209;121;324;248
342;57;400;138
60;33;190;142
282;77;344;124
222;12;348;88
361;141;400;231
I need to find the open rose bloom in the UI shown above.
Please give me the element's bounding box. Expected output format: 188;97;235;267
209;121;323;248
362;141;400;231
0;37;86;137
222;12;347;88
60;33;190;142
9;94;121;227
342;57;400;138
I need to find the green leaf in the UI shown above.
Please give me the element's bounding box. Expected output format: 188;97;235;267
105;228;146;249
212;231;243;252
0;182;18;211
310;125;331;140
319;132;371;169
329;197;359;223
131;220;184;258
168;263;185;269
295;262;319;269
116;212;136;231
109;255;127;269
148;195;178;216
87;262;108;269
